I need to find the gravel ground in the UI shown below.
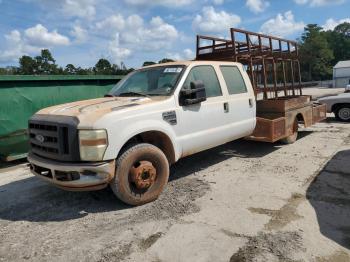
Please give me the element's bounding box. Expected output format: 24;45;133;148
1;92;350;262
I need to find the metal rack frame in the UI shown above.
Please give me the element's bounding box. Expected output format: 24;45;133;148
196;28;303;100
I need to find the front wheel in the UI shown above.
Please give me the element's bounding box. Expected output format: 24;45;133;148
110;143;169;206
335;106;350;122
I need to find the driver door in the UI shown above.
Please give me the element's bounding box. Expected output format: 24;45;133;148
174;65;230;157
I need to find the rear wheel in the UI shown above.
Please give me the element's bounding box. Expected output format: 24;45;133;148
335;106;350;122
281;118;298;144
110;143;169;206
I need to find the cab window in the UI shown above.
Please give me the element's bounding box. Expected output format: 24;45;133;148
183;65;222;98
220;66;247;95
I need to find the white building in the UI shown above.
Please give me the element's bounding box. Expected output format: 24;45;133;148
333;60;350;88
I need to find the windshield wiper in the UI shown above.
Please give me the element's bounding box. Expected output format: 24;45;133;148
117;92;150;98
146;93;168;96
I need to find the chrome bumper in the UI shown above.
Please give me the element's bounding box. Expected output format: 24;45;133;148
27;153;115;191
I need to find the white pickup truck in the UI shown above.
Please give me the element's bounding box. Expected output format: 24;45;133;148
28;61;257;205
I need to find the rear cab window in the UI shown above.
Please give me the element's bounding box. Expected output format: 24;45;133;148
220;66;247;95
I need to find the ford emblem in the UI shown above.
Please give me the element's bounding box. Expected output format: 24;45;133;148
35;134;45;143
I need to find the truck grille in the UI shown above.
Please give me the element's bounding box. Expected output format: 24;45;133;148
28;115;80;161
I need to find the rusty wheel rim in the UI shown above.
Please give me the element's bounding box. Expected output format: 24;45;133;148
130;161;157;190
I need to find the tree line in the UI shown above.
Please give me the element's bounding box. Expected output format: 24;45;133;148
0;50;135;76
0;50;176;76
0;22;349;81
299;22;350;81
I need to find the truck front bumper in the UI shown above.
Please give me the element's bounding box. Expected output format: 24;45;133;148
27;153;115;191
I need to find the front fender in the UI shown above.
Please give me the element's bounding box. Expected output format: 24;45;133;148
102;119;181;161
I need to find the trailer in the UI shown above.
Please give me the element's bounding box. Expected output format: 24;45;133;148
196;28;327;143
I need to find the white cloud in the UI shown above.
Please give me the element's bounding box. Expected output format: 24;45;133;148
166;48;195;61
0;24;70;63
61;0;96;18
124;0;194;7
323;18;350;31
28;0;97;19
183;48;195;59
260;11;305;37
24;24;70;46
294;0;308;4
120;16;178;51
192;6;241;34
0;31;24;62
246;0;270;14
213;0;224;4
94;14;179;63
109;34;132;61
70;25;88;43
96;14;126;32
294;0;345;6
166;52;183;61
5;30;21;43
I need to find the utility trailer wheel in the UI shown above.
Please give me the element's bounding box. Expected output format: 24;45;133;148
335;106;350;122
110;143;169;206
280;119;298;144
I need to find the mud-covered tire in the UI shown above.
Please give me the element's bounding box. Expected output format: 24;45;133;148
110;143;169;206
280;119;298;144
335;106;350;122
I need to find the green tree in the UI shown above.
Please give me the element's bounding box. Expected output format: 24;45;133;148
94;58;113;74
19;55;37;74
158;58;175;64
299;24;334;81
142;61;156;66
0;66;17;75
325;22;350;64
334;22;350;36
64;64;77;74
35;49;59;74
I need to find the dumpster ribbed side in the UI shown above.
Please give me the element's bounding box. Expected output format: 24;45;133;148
0;76;123;161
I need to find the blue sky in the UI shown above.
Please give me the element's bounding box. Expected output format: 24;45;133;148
0;0;349;68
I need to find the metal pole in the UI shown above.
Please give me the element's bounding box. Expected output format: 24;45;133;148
282;61;288;97
230;29;237;62
196;35;200;59
262;58;268;100
249;58;256;96
290;60;295;96
297;60;302;95
272;59;278;98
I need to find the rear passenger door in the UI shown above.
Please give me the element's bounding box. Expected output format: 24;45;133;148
219;65;256;138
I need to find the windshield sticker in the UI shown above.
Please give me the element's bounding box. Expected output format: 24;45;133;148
164;68;183;73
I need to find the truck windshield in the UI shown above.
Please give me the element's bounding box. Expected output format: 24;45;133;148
109;65;185;97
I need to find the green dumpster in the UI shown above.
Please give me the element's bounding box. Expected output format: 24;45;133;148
0;75;123;161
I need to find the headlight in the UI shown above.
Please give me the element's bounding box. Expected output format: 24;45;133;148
79;130;108;161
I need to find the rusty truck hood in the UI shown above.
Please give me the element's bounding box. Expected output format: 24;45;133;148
36;96;164;124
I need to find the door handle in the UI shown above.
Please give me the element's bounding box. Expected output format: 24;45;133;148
249;98;254;108
224;102;229;113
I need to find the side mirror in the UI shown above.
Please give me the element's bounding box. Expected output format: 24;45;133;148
179;80;207;106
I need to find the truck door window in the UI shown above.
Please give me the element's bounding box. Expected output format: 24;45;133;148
183;66;222;98
220;66;247;95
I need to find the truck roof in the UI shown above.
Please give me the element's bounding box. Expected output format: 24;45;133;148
142;60;243;69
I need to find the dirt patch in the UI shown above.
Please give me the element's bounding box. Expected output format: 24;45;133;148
316;250;350;262
230;231;303;262
127;176;210;224
139;232;163;251
97;243;132;262
220;229;249;239
249;193;304;230
0;172;210;262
